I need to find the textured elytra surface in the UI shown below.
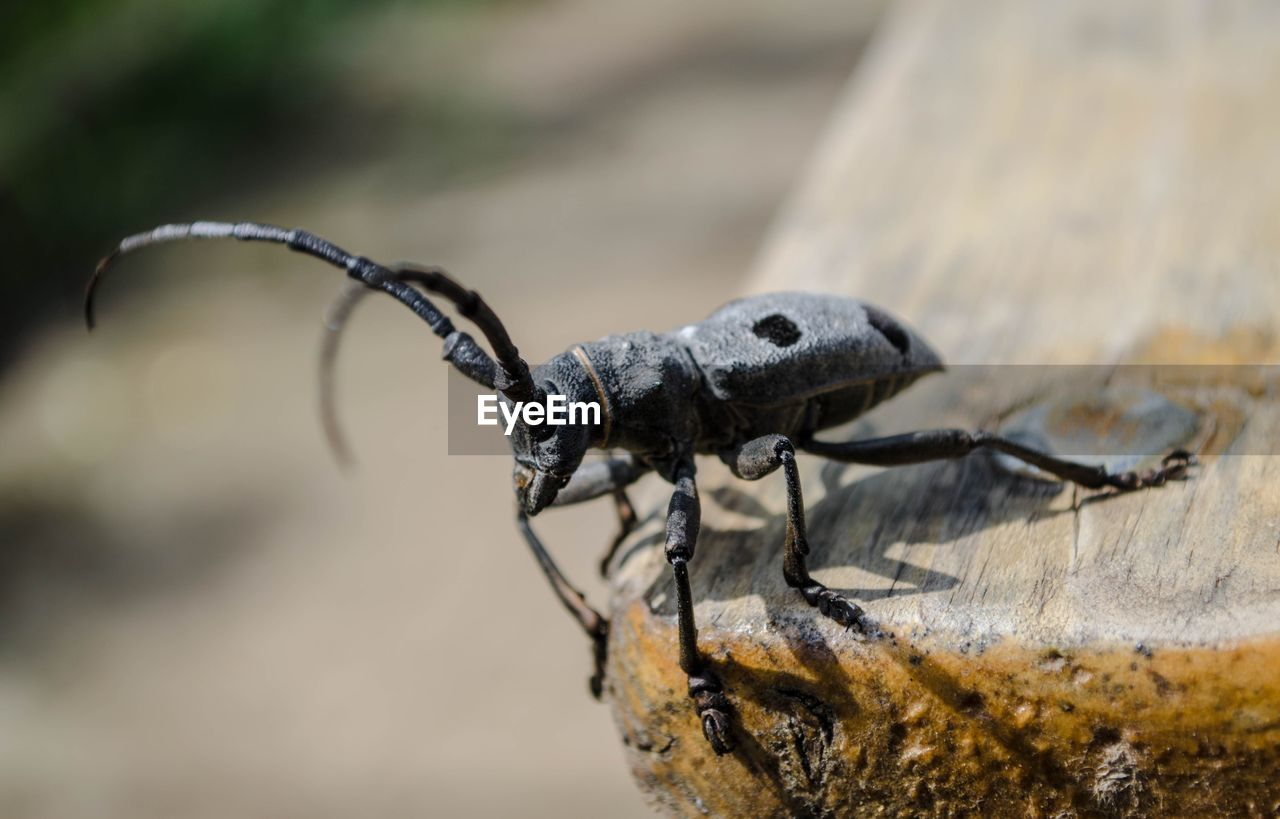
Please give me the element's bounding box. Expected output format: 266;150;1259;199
676;292;941;405
608;0;1280;815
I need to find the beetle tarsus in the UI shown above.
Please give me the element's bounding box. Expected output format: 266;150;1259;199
588;619;609;700
800;583;870;632
1104;448;1197;491
689;670;734;755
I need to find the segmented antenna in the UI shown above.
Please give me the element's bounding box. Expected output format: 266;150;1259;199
86;221;540;403
319;280;369;471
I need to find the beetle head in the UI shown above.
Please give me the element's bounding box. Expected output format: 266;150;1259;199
509;357;600;515
510;418;591;515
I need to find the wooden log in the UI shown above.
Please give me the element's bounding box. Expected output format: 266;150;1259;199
606;1;1280;816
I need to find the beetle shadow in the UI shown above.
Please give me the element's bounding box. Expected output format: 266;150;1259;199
725;453;1073;600
697;634;1083;801
621;452;1078;695
623;450;1073;605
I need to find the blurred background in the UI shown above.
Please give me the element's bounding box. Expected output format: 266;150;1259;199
0;0;885;815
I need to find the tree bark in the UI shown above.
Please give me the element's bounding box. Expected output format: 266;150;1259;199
607;1;1280;815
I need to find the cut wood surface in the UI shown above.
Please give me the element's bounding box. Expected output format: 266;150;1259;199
606;1;1280;816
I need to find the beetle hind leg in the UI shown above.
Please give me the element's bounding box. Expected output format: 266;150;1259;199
722;435;873;633
802;430;1196;493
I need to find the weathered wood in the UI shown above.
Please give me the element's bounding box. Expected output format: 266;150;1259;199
607;1;1280;815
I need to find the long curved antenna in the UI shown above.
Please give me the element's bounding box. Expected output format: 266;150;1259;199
316;263;534;468
319;280;369;470
389;263;523;375
86;221;540;402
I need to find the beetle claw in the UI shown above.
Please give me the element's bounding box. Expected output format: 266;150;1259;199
1160;449;1196;481
701;709;734;755
1107;448;1198;491
802;584;871;633
688;670;735;755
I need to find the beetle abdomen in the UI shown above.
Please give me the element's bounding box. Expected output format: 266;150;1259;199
675;292;943;409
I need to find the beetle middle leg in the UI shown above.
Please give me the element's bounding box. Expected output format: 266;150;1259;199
721;435;872;632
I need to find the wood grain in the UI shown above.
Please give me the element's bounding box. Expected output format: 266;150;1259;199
606;1;1280;815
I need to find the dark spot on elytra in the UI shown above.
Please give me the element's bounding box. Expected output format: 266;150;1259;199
752;313;801;347
865;305;911;354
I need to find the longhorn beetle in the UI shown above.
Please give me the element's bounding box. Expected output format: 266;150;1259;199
86;221;1195;755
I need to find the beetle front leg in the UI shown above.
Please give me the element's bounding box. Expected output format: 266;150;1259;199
664;462;734;755
722;435;872;632
516;510;610;700
510;455;650;700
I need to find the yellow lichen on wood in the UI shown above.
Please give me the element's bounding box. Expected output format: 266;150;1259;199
609;592;1280;816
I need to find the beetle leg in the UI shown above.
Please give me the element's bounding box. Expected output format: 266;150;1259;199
664;462;734;755
552;452;649;507
516;509;609;700
802;430;1195;491
545;454;648;576
722;435;872;632
599;490;637;577
508;456;650;701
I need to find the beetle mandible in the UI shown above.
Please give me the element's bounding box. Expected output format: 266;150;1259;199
86;221;1195;755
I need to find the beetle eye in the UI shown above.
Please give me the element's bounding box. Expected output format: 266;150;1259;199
531;422;556;442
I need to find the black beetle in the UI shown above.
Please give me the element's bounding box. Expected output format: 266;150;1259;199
86;221;1194;755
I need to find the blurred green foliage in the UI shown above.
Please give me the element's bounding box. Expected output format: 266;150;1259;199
0;0;510;364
